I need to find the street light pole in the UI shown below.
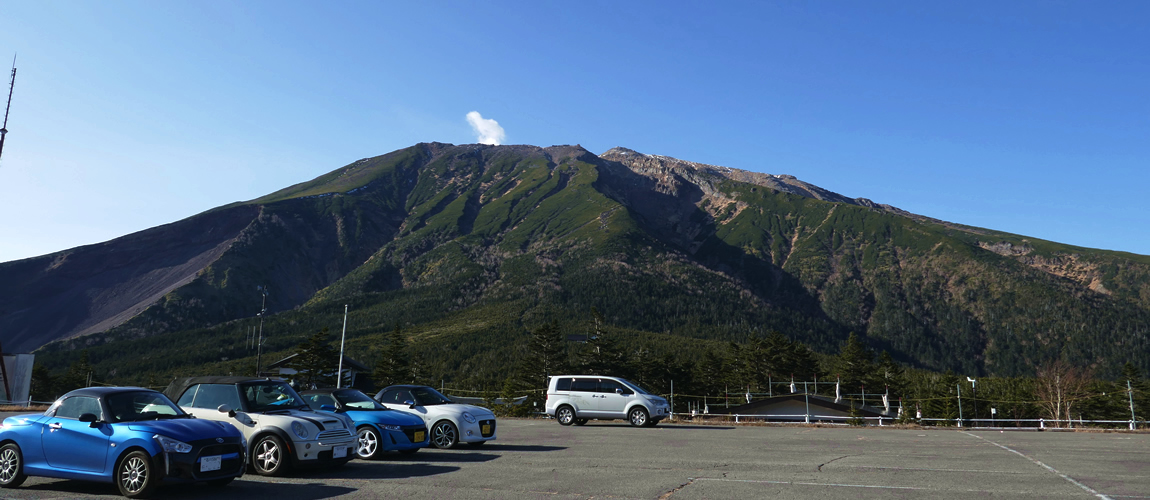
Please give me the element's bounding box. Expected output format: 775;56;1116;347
255;286;268;377
967;377;977;427
337;304;348;388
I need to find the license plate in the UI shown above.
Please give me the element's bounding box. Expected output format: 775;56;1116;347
481;425;490;435
413;431;425;442
333;446;347;459
200;455;221;472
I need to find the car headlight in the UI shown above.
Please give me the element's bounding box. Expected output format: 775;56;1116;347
292;421;309;439
462;412;476;424
154;434;193;454
381;424;401;431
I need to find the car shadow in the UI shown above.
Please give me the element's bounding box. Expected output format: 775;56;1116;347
461;444;567;452
20;479;356;499
378;451;499;463
290;461;461;479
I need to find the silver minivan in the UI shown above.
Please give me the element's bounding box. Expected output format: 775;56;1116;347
545;375;670;427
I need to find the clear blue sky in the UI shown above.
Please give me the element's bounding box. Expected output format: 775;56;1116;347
2;1;1148;262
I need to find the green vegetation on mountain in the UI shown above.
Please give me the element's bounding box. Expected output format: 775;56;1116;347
24;143;1150;407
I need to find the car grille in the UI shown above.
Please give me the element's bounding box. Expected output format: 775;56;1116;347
194;444;244;478
317;429;353;442
479;419;496;437
403;425;428;443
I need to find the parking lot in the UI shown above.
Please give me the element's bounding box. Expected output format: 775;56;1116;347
2;417;1148;499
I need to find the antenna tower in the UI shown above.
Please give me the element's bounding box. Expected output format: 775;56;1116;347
0;54;15;166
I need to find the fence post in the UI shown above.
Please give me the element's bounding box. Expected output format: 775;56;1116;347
1040;418;1045;430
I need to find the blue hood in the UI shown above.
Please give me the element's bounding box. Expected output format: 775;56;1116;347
342;408;424;427
128;418;240;442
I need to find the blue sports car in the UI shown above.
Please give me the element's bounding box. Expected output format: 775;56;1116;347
300;388;428;459
0;387;246;498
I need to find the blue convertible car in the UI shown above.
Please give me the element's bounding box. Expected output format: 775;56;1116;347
300;388;428;459
0;387;245;498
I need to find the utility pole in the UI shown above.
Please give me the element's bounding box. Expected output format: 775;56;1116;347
957;383;964;428
255;286;268;377
337;304;348;388
0;54;17;166
1129;380;1138;431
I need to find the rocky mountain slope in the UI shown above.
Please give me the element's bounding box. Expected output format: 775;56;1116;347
7;143;1150;382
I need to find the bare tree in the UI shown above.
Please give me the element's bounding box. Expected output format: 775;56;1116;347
1034;360;1092;427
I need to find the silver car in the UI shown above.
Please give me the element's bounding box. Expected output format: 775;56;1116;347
545;375;670;427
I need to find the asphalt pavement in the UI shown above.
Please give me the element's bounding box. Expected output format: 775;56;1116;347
1;416;1147;499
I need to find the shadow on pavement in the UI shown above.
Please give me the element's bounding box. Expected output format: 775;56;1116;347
292;461;462;479
19;479;356;499
379;451;499;463
462;444;567;452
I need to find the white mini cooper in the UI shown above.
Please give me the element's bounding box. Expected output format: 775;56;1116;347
165;377;357;476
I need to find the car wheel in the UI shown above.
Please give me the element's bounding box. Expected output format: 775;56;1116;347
573;418;588;426
252;435;291;476
356;426;382;460
629;407;649;427
116;450;159;498
0;443;27;488
431;420;458;449
398;448;419;455
556;405;576;426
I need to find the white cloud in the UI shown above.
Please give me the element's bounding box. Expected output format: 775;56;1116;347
466;111;506;145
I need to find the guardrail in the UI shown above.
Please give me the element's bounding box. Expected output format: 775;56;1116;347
669;413;1146;430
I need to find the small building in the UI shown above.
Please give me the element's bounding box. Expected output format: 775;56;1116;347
265;354;369;390
707;394;891;424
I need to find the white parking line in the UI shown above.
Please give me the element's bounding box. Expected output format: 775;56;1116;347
691;477;930;491
962;431;1112;500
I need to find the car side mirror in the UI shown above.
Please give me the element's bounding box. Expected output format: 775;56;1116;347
79;413;100;427
320;405;337;412
218;404;237;418
615;388;624;395
404;399;417;409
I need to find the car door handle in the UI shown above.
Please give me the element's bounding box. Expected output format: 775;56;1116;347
49;422;62;430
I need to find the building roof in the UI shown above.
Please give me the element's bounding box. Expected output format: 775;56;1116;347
266;353;369;371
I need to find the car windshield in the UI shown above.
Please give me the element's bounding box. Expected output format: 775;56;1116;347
411;386;453;406
334;390;387;410
241;382;308;412
107;391;188;422
618;379;652;395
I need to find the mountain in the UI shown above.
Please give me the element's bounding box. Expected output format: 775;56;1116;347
6;142;1150;383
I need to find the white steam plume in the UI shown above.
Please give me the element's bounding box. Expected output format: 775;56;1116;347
466;111;506;145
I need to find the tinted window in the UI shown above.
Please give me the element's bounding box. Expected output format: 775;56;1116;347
55;396;103;420
378;389;411;404
410;387;452;406
334;390;386;410
570;379;597;392
183;384;243;410
600;380;631;394
241;382;306;412
555;378;572;391
305;393;338;410
107;391;183;422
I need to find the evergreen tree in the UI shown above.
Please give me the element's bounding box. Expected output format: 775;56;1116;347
57;350;93;394
526;321;567;384
577;308;625;375
30;364;57;402
835;332;874;397
287;327;339;388
876;351;905;398
373;323;411;387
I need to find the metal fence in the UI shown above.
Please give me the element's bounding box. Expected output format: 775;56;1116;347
669;412;1147;430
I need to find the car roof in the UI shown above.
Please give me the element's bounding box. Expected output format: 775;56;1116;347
299;388;364;395
162;376;280;400
380;385;434;391
63;386;155;398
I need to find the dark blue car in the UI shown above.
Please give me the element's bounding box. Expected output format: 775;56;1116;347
300;388;428;459
0;387;245;498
